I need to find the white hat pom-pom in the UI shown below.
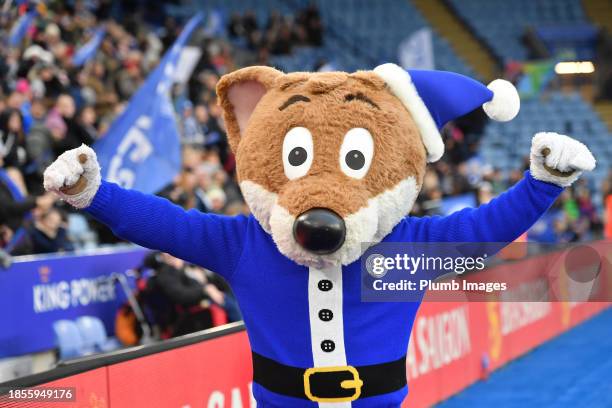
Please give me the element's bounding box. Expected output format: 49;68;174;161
482;79;520;122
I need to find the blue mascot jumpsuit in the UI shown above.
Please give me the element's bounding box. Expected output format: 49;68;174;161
85;170;561;407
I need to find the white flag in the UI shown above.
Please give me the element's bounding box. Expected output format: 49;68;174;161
398;28;434;70
173;46;202;84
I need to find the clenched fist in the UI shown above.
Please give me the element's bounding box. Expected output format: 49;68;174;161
43;144;101;208
530;132;596;187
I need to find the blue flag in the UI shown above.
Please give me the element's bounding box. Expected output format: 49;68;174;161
72;26;106;67
9;10;36;47
94;13;204;194
203;9;225;37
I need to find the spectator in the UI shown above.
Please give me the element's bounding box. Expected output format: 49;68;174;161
33;62;66;99
26;106;55;192
180;100;204;146
141;252;233;337
228;6;324;56
0;108;27;168
50;94;98;155
115;53;144;99
77;105;99;142
0;161;55;235
23;207;74;254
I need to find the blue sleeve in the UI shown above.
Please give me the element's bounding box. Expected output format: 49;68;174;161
406;171;563;242
85;180;247;280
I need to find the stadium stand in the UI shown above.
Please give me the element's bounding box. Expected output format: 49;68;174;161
192;0;477;75
447;0;589;62
480;92;611;210
1;0;609;260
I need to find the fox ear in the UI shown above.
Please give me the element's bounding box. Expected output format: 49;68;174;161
217;66;283;153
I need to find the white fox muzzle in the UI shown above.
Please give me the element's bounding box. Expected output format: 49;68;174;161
240;176;420;269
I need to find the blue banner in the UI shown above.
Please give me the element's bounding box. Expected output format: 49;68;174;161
72;26;106;67
0;247;147;358
9;10;36;47
93;13;204;194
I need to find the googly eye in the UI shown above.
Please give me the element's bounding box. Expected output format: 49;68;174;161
339;128;374;179
282;127;314;180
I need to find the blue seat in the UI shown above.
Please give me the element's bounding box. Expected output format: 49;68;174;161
67;213;97;249
75;316;121;353
448;0;587;61
53;319;91;359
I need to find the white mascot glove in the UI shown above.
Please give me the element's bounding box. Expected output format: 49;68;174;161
530;132;596;187
43;144;101;208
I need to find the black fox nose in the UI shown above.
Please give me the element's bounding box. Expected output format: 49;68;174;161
293;208;346;255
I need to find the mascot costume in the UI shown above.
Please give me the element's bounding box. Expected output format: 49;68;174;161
44;63;595;407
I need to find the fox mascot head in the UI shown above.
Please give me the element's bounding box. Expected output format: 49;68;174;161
216;63;520;268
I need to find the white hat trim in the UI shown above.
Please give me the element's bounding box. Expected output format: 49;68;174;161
373;63;444;163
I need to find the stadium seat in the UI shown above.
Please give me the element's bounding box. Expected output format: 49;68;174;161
75;316;121;353
67;214;98;250
52;319;91;359
447;0;588;62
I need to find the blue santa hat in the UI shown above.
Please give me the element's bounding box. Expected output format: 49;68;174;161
373;63;520;162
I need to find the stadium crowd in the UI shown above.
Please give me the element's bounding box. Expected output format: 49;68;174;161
227;5;323;58
0;0;610;264
417;120;609;243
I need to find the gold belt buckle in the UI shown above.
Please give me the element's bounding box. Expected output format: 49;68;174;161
303;365;364;403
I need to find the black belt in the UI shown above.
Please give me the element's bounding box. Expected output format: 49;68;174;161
252;352;407;403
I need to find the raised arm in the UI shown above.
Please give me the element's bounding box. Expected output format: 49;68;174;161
407;133;596;243
43;145;247;280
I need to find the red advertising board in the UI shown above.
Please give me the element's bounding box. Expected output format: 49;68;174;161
0;368;109;408
27;302;608;408
22;304;609;408
403;301;609;408
23;242;611;408
107;331;253;408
